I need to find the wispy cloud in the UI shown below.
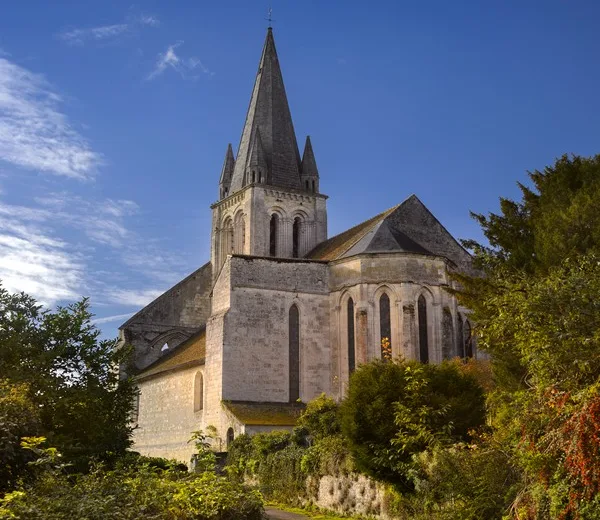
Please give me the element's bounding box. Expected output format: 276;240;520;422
147;41;213;80
106;288;164;306
0;57;102;179
0;191;183;307
58;13;159;46
92;312;134;325
0;212;85;305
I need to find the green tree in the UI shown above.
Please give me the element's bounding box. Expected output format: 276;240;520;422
0;286;136;475
0;380;42;491
339;359;485;487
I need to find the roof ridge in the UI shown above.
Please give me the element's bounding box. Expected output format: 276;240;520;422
306;204;400;260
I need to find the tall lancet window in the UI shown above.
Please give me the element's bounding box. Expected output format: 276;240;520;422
464;320;473;358
418;295;429;363
347;298;355;374
379;293;391;360
289;304;300;402
234;214;245;254
293;217;301;258
457;314;464;358
269;214;278;257
221;218;234;263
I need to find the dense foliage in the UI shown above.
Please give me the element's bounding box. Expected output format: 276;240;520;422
339;359;486;487
455;154;600;518
0;288;136;478
0;464;263;520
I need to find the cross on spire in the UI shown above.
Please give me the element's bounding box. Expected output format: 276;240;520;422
265;6;274;28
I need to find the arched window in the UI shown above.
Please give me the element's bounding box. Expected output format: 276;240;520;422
194;372;204;412
269;214;278;256
464;320;473;358
292;217;301;258
418;295;429;363
312;180;316;193
234;213;245;254
457;314;464;358
259;171;263;183
226;427;234;448
305;180;309;190
252;171;256;183
347;298;355;374
379;293;391;360
289;304;300;402
442;307;454;360
222;218;234;260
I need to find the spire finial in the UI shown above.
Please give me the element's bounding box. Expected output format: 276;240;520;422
265;6;274;28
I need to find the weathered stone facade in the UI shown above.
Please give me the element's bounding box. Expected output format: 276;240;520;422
123;27;479;465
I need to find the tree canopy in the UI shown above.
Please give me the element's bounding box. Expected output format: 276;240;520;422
0;286;136;483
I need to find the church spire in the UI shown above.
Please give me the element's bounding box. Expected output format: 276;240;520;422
219;143;235;199
300;135;319;193
228;28;302;193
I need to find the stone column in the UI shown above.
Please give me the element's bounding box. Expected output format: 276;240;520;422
280;218;292;257
355;305;369;366
402;303;416;361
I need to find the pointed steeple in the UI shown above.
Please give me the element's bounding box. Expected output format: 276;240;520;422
228;28;302;193
219;144;235;199
300;135;319;192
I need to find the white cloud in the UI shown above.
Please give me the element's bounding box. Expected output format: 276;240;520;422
106;288;164;306
58;13;160;46
0;190;187;308
0;213;85;305
137;15;160;28
92;312;134;325
147;41;213;80
0;58;102;179
60;24;129;45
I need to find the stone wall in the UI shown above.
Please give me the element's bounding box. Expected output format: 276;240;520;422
133;365;203;463
218;256;331;404
328;253;475;399
308;473;393;519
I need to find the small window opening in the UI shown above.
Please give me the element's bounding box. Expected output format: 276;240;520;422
226;427;234;448
270;214;278;256
161;343;169;353
348;298;355;374
312;180;316;193
292;217;301;258
418;295;429;363
252;171;256;183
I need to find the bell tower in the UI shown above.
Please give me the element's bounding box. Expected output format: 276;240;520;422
211;28;328;273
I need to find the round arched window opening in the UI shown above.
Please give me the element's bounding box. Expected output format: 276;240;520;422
226;427;234;448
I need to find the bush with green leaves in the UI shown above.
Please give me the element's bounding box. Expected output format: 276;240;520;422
339;359;485;487
0;464;263;520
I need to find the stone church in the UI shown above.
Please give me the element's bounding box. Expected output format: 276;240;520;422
120;28;477;462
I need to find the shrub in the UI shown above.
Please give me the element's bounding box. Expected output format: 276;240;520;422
294;393;341;443
339;359;486;486
0;465;263;520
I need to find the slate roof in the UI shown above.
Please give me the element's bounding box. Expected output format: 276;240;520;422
223;401;305;426
306;194;473;271
229;28;303;193
136;328;206;381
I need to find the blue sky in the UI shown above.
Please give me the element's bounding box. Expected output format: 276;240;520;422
1;1;600;338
